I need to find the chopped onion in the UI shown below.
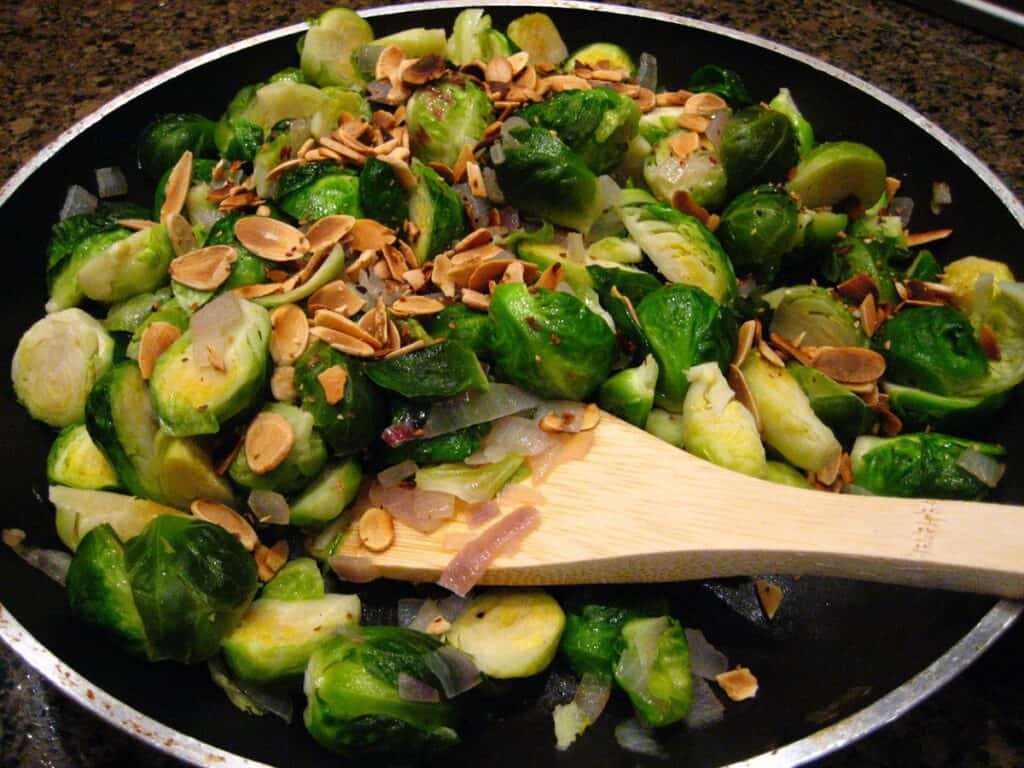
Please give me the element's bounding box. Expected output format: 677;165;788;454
454;182;493;230
59;185;98;220
208;656;294;723
247;490;290;525
931;181;952;215
426;645;481;697
366;79;392;103
377;460;419;487
357;269;401;307
190;292;242;369
438;594;471;622
498;206;520;232
497;483;547;508
423;384;542;438
499;116;529;147
465;416;559;465
95;166;128;199
328;554;381;583
685;678;726;729
482;167;505;204
370;482;455;533
596;175;622;211
635;52;659;91
398;672;440;703
2;529;70;586
489;141;506;166
528;430;595;485
685;628;729;680
890;196;914;228
575;672;612;722
466;500;501;528
974;272;995;321
437;506;540;596
614;718;666;758
566;232;586;264
704;109;731;147
585;207;623;244
408;598;443;632
957;448;1006;488
553;674;611;752
397;598;424;628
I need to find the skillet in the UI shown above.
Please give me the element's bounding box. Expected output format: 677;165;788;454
0;2;1021;765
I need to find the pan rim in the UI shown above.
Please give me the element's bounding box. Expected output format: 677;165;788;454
1;2;1021;767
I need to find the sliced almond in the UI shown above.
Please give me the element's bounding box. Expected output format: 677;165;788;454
905;228;953;247
359;507;395;552
685;92;728;115
270;365;298;402
308;279;366;316
465;160;487;197
539;403;600;434
979;323;1001;360
375;44;405;81
431;253;456;297
728;363;761;432
485;56;513;83
906;279;955;303
655;89;694;107
467;258;518;292
382;243;409;281
269;304;309;365
677;113;710;132
671;189;712;225
860;293;880;337
402;267;427;291
309;326;377;358
317;364;348;405
391;295;446;316
808;347;886;384
117;218;158;231
234;283;283;299
266;157;304;182
816;449;843;486
160;150;193;221
166;212;198;257
244;412;295;475
506;51;530;75
455;228;493;253
534;262;564;291
733;320;758;368
539;74;591;93
461;288;491;311
885;176;902;200
358;303;391;347
668;130;701;160
137;321;181;380
502;260;526;284
346;218;396;251
235;217;310;262
191;499;259;552
836;272;878;303
452;143;476;183
307;214;356;254
758;338;787;368
769;332;818;367
314;309;382;348
716;667;759;702
255;540;289;582
754;579;784;620
169;245;237;290
383;339;428;359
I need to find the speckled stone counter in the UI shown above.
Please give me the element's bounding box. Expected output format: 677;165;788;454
0;1;1022;766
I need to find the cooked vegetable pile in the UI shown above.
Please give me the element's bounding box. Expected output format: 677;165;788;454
8;6;1022;760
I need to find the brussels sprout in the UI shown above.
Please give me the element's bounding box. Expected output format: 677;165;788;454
153;157;217;223
425;303;494;358
588;236;643;264
687;64;751;107
46;211;127;278
359;157;409;231
262;558;325;600
294;341;386;455
588;263;662;306
48;227;132;311
561;604;638;681
520;88;640;175
372;27;447;58
445;591;566;679
380;420;488;467
794;208;848;258
848;195;906;247
276;162;362;222
767;88;814;156
516;241;593;293
366;341;488;400
904;249;942;283
599;355;659;427
73;224;174;304
410;159;468;263
717;185;800;280
289;460;363;529
47;424;119;491
765;285;867;348
884;383;1008;432
105;287;177;334
67;516;258;664
643;131;728;209
787;363;876;442
614;616;692;727
269;67;309;84
489;283;616;400
223;591;361;684
150;295;271;437
230;404;327;494
760;461;814;488
823;236;902;305
721;106;799;194
637;107;686;146
873;306;988;395
213;84;264;161
741;351;841;472
644;408;686;447
958;281;1024;397
620;203;736;303
635;284;735;412
786;141;887;209
12;308;114;427
506;12;568;67
137;113;217;180
446;8;507;64
941;256;1015;314
850;433;1005;499
493;124;604;233
680;362;766;476
303;627;459;759
407;81;494;168
415;454;524;503
50;486;183;553
300;7;374;88
563;43;635;75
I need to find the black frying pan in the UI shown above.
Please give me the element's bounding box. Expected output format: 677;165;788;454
0;3;1020;766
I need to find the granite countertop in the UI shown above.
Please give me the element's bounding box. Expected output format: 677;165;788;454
0;1;1022;766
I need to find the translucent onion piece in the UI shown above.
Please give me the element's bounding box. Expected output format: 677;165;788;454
685;678;726;730
466;500;501;528
614;718;666;758
482;167;505;204
377;460;419;487
956;449;1006;488
60;185;98;220
575;673;612;723
398;672;440;703
890;196;914;228
684;628;730;680
409;598;444;632
597;174;622;210
425;645;482;698
397;598;424;628
208;656;294;724
423;384;542;438
528;429;596;486
95;166;128;199
737;275;758;299
931;181;952;215
499;116;529;147
369;483;455;533
566;233;586;264
437;506;540;596
3;530;71;587
489;141;506;166
635;52;658;91
704;109;731;147
465;416;559;465
437;594;471;622
190;292;242;369
247;490;290;525
974;272;995;321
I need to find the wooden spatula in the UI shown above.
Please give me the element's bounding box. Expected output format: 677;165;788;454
335;412;1024;598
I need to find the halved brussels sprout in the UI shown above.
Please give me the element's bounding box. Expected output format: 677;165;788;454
300;7;374;88
137;113;217;180
75;224;174;304
643;131;727;210
407;81;494;168
884;383;1008;432
788;363;876;442
12;308;114;427
48;227;132;311
213;84;265;161
276;162;362;222
126;298;189;360
760;461;813;488
371;27;447;58
288;459;363;530
105;287;177;334
446;8;507;64
425;303;494;358
415;454;523;503
367;341;488;399
410;159;467;263
47;424;119;491
644;407;686;447
588;236;643;264
516;241;593;294
563;42;635;75
262;558;325;600
506;12;568;67
599;355;659;427
687;64;751;107
941;256;1015;314
717;185;800;281
614;616;692;727
786;141;887;209
49;486;183;553
561;603;638;681
767;88;814;156
230;403;328;494
359;157;409;231
720;106;799;194
765;285;867;348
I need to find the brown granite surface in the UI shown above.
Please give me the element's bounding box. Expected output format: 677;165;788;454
0;1;1022;766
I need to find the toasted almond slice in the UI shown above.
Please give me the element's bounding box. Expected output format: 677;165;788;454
314;309;383;348
317;365;348;405
427;161;456;184
384;339;429;359
755;579;784;620
980;323;1001;360
733;320;758;368
391;295;446;316
685;92;728;115
588;68;626;82
137;322;181;381
191;499;259;552
317;136;366;165
266;157;304;182
117;218;159;231
307;214;356;254
382;243;408;280
431;253;456;297
769;332;818;367
816;449;843;486
308;279;366;316
534;262;564;291
206;343;226;372
668;130;701;159
716;667;759;701
672;189;712;225
310;326;377;358
346;218;396;251
255;540;289;582
359;507;395;552
467;258;518;292
580;403;600;431
677;113;710;132
271;365;298;402
269;304;309;365
375;44;405;81
345;249;378;280
809;346;886;384
632;86;656;112
655;89;695;107
465;160;487;197
455;228;493;253
758;338;787;368
402;267;427;291
485;56;513;83
401;53;446;85
885;176;902;200
160;150;193;221
860;293;880;337
905;228;953;247
359;302;391;345
452;143;476;183
461;288;491;311
244;412;295;475
234;283;284;298
386;317;402;351
506;50;530;75
836;272;878;302
906;279;956;303
502;260;526;284
540;74;591;93
728;364;761;432
169;245;237;290
235;217;310;262
839;452;854;484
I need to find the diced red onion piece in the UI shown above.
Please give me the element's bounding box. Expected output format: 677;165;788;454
498;206;520;231
247;490;290;525
398;672;441;703
190;292;242;369
685;678;726;729
328;555;381;583
528;429;595;486
466;500;501;528
377;460;419;487
423;384;542;438
425;645;481;697
465;415;559;465
957;449;1005;488
614;719;666;758
437;506;540;596
60;185;98;220
684;628;730;680
397;598;424;628
95;166;128;199
454;182;493;230
371;483;456;533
